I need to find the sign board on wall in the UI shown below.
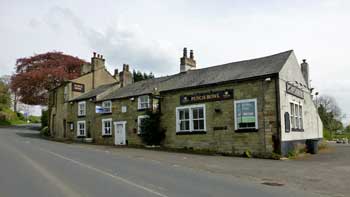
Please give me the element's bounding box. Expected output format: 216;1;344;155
72;82;85;92
180;89;233;105
95;106;110;114
286;83;304;99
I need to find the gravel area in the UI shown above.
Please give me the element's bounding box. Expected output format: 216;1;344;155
74;142;350;197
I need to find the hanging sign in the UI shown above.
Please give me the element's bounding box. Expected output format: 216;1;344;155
72;82;85;92
180;89;233;105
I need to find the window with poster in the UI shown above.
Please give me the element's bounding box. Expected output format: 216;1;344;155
234;99;258;130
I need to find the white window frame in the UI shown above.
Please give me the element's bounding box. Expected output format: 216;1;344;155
138;95;150;110
290;101;303;130
121;106;127;113
102;118;112;136
77;120;86;137
234;98;258;130
102;100;112;113
176;104;206;133
137;115;149;134
78;101;86;116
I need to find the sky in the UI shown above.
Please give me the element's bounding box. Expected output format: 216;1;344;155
0;0;349;122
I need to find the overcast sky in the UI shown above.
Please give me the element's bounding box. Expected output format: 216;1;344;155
0;0;349;122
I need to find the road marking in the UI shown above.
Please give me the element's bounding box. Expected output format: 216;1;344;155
41;148;169;197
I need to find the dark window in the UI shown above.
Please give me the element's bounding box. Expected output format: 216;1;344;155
284;112;290;133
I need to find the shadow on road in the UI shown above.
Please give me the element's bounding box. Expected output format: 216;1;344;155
15;132;42;139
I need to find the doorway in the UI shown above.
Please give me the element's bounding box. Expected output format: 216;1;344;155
114;121;126;145
63;119;66;138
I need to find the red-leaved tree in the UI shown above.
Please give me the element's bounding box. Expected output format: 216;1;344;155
10;52;86;106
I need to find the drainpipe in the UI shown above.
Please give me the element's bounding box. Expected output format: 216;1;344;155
261;80;267;153
274;74;282;155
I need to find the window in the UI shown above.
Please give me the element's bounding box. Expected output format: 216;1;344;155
178;108;190;132
290;102;303;130
102;118;112;136
64;86;68;102
234;99;258;130
176;104;206;133
102;100;112;113
192;107;205;131
77;121;86;137
284;112;290;133
121;106;127;113
137;115;149;134
299;105;303;129
290;103;295;128
78;101;86;116
138;95;150;110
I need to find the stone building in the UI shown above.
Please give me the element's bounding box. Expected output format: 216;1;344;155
49;49;323;157
48;53;130;138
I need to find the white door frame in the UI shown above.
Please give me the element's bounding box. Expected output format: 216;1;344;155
113;121;126;145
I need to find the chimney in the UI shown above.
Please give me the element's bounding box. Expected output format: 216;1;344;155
180;47;196;73
113;69;119;81
119;64;133;87
301;59;309;88
91;52;105;71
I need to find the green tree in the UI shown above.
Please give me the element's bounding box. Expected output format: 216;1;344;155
0;80;11;111
132;69;155;82
41;109;49;128
139;110;165;145
317;95;343;138
345;125;350;133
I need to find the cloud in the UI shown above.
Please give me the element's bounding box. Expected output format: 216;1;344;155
45;6;178;75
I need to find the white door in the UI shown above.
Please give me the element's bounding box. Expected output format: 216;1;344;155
114;121;126;145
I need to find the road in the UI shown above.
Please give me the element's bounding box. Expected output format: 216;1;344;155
0;126;324;197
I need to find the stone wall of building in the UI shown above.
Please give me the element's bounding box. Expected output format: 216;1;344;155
160;77;278;156
278;52;323;156
49;86;70;139
93;98;148;145
49;64;117;139
67;96;150;146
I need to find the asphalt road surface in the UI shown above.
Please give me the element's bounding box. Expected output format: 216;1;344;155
0;126;324;197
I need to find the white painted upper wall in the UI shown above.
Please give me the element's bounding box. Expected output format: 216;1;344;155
279;52;323;141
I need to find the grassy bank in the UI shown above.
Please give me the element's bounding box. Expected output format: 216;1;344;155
323;128;350;140
0;108;39;126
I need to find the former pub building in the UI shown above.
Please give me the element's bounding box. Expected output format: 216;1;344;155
48;48;323;157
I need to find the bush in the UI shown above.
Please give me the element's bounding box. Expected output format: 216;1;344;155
16;112;25;121
0;108;24;125
40;126;50;136
28;115;41;123
244;149;252;158
139;110;165;145
271;152;281;160
41;110;48;128
323;128;331;140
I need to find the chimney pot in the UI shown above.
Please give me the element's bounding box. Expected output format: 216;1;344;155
190;50;194;59
303;59;307;63
93;52;96;57
183;48;187;58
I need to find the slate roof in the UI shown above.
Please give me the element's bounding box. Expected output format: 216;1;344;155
70;82;118;101
98;50;293;101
